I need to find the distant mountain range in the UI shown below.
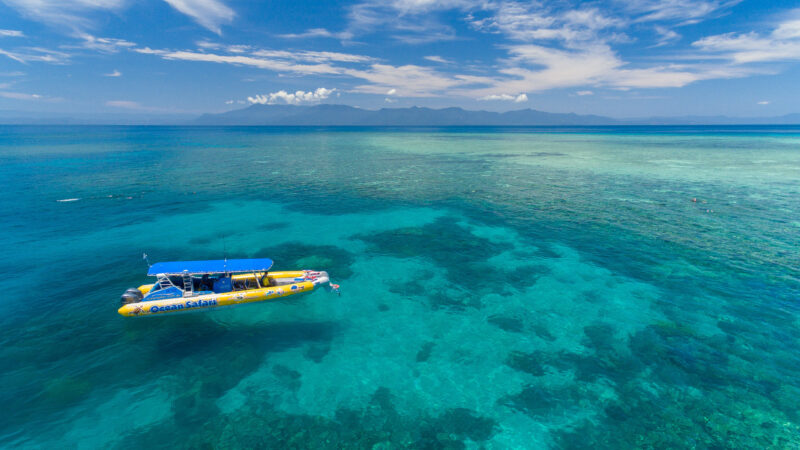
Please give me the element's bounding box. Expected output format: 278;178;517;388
194;104;800;126
193;104;618;126
2;104;800;126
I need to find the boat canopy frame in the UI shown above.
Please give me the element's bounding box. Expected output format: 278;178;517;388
147;258;274;276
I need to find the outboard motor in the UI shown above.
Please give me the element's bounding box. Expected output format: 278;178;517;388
121;287;144;305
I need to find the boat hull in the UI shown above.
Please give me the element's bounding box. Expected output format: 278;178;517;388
118;280;317;317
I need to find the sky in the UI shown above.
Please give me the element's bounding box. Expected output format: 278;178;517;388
1;0;800;118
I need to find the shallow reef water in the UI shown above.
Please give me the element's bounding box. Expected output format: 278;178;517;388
0;125;799;448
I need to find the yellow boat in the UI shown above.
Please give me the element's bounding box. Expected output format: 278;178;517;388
118;258;337;317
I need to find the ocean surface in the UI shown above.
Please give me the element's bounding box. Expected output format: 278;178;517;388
1;125;799;449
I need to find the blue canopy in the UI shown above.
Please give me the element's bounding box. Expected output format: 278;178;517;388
148;258;274;276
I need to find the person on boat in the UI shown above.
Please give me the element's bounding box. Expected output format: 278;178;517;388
199;274;213;291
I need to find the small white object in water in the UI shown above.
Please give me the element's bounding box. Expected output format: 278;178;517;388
57;198;80;202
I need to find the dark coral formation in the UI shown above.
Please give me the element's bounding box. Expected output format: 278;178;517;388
500;321;800;448
488;315;525;333
253;242;355;280
505;351;547;376
355;217;512;283
416;341;435;362
356;216;548;302
116;387;497;450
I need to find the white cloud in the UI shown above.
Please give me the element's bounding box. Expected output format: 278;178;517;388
3;0;234;34
0;47;70;64
138;49;343;75
104;69;122;77
774;19;800;40
497;44;624;90
247;88;336;105
106;100;143;109
693;15;800;64
478;93;528;102
0;49;25;63
162;0;235;34
1;0;126;31
105;100;176;112
345;63;473;97
464;42;755;98
469;3;624;46
280;28;354;41
284;0;475;44
251;49;372;63
424;55;450;63
652;26;680;47
136;44;475;98
757;100;769;105
132;37;740;100
127;5;793;103
75;33;135;53
384;97;397;103
576;90;594;95
0;91;43;100
291;0;736;49
136;45;372;75
372;0;481;42
623;0;742;24
0;29;24;38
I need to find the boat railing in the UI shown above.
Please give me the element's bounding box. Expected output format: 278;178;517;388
156;274;179;292
182;271;193;297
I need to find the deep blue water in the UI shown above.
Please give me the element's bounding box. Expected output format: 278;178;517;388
1;126;799;448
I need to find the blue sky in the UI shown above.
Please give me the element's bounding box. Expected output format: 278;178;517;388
1;0;799;118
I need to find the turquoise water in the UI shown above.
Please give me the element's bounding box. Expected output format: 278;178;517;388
1;125;799;448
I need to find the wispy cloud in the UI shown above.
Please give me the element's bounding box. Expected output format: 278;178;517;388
757;100;769;105
3;0;234;34
104;69;122;77
424;55;451;64
162;0;235;34
106;100;143;109
279;28;354;41
285;0;474;44
134;41;484;97
623;0;742;24
0;47;70;64
121;3;800;103
464;42;754;98
345;63;479;97
131;35;754;101
105;100;174;112
250;49;373;63
576;90;594;95
479;93;528;102
692;13;800;63
0;91;43;100
247;88;336;105
470;3;624;46
136;48;344;75
0;29;24;38
134;43;378;78
652;25;681;47
1;0;126;31
74;33;135;53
